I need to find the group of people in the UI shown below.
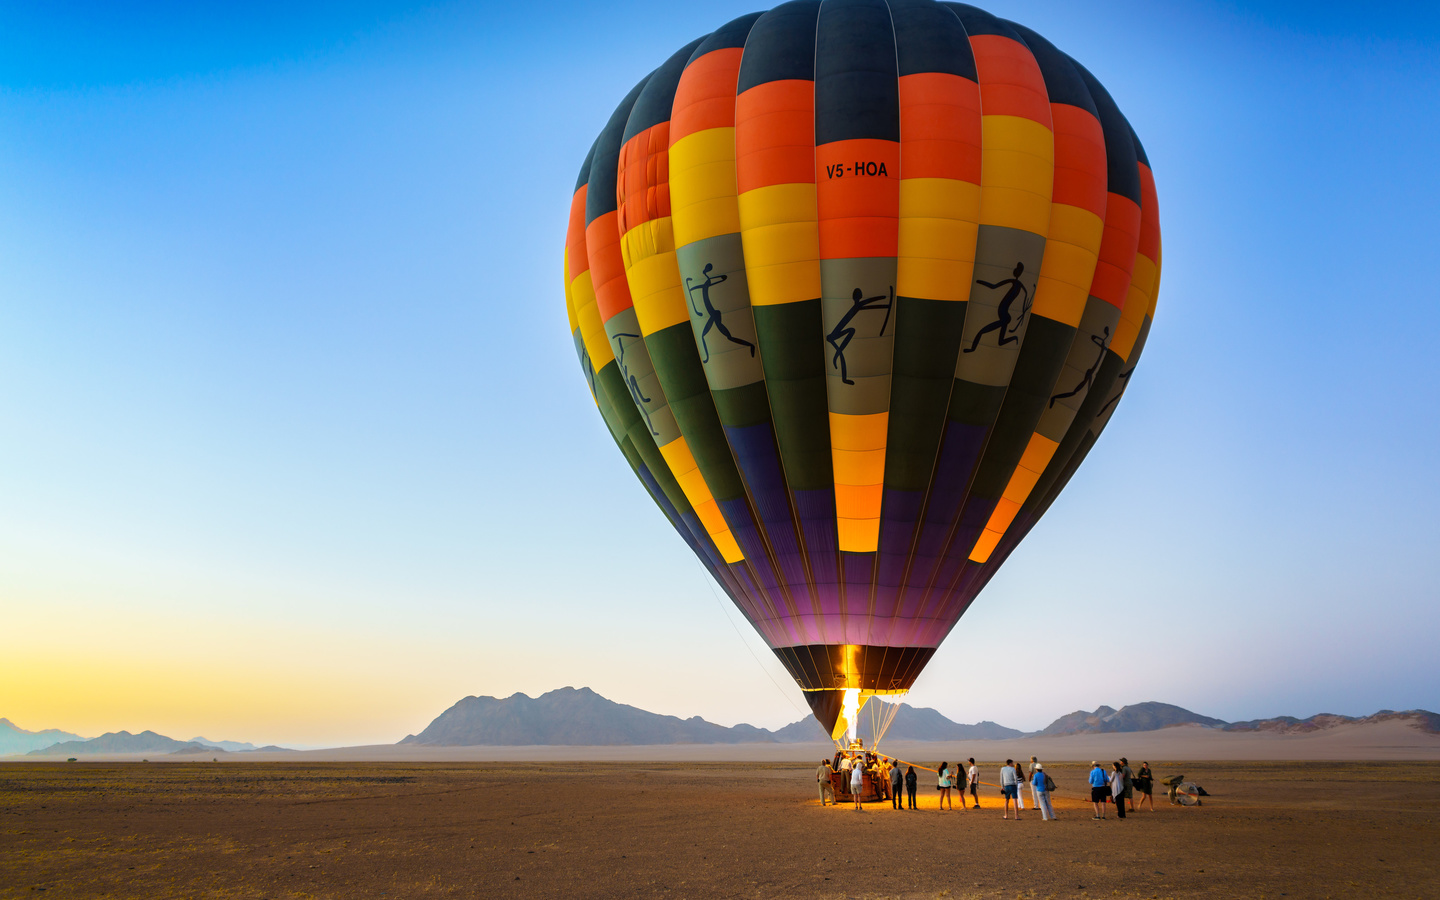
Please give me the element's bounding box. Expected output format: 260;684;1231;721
1085;758;1155;819
817;751;1158;822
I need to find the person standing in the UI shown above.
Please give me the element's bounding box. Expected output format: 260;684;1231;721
1110;762;1127;819
967;758;980;809
1089;761;1109;819
905;765;918;809
1000;759;1021;819
1027;756;1042;809
1120;757;1136;812
851;757;865;810
890;760;904;809
816;759;835;806
1134;762;1155;811
936;761;953;810
1013;757;1025;812
1031;764;1057;821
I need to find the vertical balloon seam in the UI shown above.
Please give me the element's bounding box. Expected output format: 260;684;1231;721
567;166;741;608
669;15;825;649
814;0;903;650
925;23;1110;621
877;0;979;649
909;4;1055;639
587;76;777;638
617;35;806;644
734;0;843;654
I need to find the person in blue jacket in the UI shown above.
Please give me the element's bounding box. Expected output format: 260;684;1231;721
1032;764;1057;821
1089;761;1111;819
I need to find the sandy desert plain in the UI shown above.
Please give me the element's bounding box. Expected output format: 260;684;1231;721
4;722;1439;899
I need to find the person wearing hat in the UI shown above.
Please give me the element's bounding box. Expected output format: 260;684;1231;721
1027;755;1041;809
816;759;835;806
1088;761;1110;819
1031;763;1057;821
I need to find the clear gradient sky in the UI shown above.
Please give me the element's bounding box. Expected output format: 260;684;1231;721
2;1;1437;747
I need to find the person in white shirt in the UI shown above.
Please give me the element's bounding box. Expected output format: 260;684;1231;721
967;758;980;809
1000;759;1022;819
850;757;865;810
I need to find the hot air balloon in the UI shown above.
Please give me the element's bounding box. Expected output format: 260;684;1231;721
563;0;1161;746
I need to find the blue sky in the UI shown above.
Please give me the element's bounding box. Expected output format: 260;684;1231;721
1;1;1436;746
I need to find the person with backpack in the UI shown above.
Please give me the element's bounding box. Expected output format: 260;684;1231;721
1031;764;1058;821
905;765;918;809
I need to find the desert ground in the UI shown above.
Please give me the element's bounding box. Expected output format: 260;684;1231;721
3;757;1438;899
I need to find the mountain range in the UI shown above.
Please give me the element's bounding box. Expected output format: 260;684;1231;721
398;688;1439;747
13;691;1436;754
0;718;87;755
19;729;287;757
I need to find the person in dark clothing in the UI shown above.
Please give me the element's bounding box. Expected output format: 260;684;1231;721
905;766;918;810
890;762;904;809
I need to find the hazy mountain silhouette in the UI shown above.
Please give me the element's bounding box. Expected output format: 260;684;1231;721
769;701;1024;743
1224;709;1440;735
400;687;777;746
25;730;286;757
28;730;193;756
0;719;86;755
189;736;257;752
403;690;1031;746
1035;702;1227;735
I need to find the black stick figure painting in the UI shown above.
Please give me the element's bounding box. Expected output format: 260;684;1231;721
826;286;894;385
1049;326;1111;408
1097;365;1134;416
581;347;597;398
612;332;657;435
685;263;755;363
963;262;1031;354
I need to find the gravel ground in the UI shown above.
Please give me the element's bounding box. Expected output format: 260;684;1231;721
2;760;1438;898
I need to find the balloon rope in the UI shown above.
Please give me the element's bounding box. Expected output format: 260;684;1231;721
693;559;810;721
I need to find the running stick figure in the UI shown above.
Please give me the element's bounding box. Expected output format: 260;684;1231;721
685;263;755;363
963;262;1030;354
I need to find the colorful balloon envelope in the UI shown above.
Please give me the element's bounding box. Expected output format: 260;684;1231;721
563;0;1161;739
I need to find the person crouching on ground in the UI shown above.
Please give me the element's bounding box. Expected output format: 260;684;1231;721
1000;759;1021;819
1110;762;1127;819
1089;761;1109;819
817;759;835;806
890;760;903;809
905;765;917;809
1031;763;1057;821
851;757;865;809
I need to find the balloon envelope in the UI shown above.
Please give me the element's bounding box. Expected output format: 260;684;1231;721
563;0;1162;734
